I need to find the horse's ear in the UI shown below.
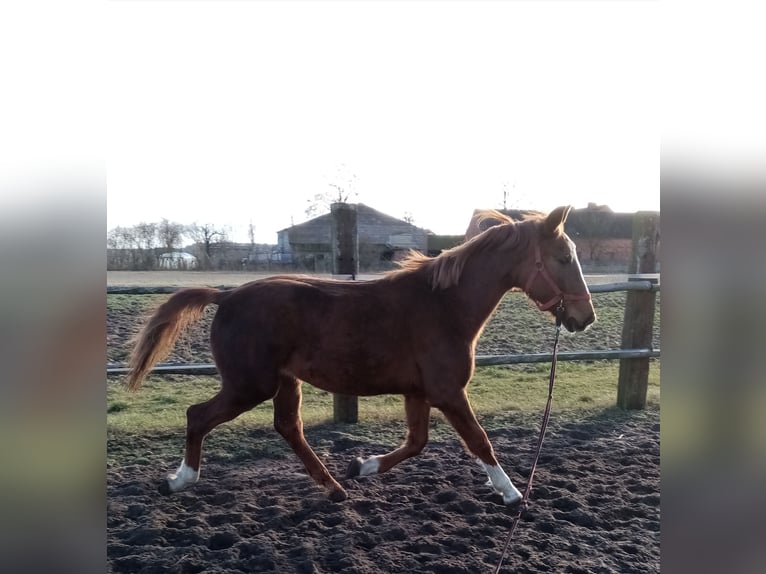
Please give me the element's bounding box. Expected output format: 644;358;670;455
543;206;572;236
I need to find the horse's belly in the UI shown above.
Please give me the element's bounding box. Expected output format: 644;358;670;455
287;354;420;397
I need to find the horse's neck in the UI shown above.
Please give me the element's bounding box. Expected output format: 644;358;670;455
452;249;526;336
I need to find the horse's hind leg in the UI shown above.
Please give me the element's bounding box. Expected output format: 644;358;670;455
438;391;522;505
346;394;430;478
160;389;263;495
273;375;347;502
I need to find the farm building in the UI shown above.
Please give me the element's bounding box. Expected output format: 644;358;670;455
277;203;430;272
158;251;198;269
465;203;660;273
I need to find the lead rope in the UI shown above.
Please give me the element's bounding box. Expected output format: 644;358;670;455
493;301;565;574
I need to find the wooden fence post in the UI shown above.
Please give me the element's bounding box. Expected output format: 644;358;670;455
330;202;359;423
627;211;660;275
617;211;660;410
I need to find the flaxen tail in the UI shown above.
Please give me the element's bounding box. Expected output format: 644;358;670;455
126;288;222;391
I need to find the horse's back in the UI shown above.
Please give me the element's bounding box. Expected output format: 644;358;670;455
208;274;434;395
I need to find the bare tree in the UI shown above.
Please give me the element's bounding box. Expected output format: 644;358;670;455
120;226;140;268
157;218;185;252
403;211;415;224
106;222;156;270
305;164;359;218
134;222;157;248
107;226;136;269
187;222;229;269
107;219;232;270
133;222;158;269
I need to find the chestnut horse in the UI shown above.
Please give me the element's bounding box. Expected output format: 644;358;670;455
126;206;595;503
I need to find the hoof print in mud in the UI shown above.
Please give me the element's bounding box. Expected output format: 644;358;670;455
345;457;363;479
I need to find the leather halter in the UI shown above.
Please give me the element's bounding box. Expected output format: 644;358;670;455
524;244;592;311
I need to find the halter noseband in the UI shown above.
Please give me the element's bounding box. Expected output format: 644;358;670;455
524;244;592;312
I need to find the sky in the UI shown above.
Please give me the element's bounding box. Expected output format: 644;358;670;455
106;1;659;245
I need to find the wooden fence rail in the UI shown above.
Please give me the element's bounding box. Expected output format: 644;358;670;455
106;348;660;377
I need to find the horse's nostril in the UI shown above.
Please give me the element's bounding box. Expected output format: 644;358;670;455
566;314;594;332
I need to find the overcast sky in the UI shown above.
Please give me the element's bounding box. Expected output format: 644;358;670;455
106;1;658;244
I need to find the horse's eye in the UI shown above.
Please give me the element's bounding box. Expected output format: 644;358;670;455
559;254;573;265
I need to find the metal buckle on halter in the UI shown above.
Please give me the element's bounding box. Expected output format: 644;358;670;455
555;300;565;328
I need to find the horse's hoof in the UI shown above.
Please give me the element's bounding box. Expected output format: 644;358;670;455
345;457;363;479
328;487;348;502
158;480;173;496
503;492;523;506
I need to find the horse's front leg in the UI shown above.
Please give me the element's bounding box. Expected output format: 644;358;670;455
346;394;430;478
273;376;347;502
438;392;522;505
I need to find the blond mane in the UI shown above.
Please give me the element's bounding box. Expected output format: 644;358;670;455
465;208;547;239
391;215;540;290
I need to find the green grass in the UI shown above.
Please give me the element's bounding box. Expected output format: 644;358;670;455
107;293;161;314
108;360;660;434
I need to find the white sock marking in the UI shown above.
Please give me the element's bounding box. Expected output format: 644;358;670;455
359;456;381;477
480;462;522;505
166;459;200;492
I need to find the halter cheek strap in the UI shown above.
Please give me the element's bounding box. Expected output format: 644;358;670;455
524;245;592;311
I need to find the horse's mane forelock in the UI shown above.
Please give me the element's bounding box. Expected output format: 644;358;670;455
471;208;546;231
393;217;536;290
475;209;513;227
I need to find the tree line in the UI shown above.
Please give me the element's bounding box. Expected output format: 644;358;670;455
107;219;238;270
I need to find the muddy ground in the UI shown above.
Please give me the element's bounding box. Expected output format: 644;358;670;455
108;408;659;574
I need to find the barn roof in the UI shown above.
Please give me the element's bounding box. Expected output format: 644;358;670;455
279;203;430;248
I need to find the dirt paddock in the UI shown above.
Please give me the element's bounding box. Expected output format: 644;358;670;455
107;406;659;573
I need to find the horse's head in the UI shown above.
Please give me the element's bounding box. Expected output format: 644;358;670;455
523;206;596;332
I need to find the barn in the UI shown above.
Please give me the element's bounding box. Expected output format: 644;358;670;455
158;251;198;270
277;203;430;272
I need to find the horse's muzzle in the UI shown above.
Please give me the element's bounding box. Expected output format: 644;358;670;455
564;311;596;333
